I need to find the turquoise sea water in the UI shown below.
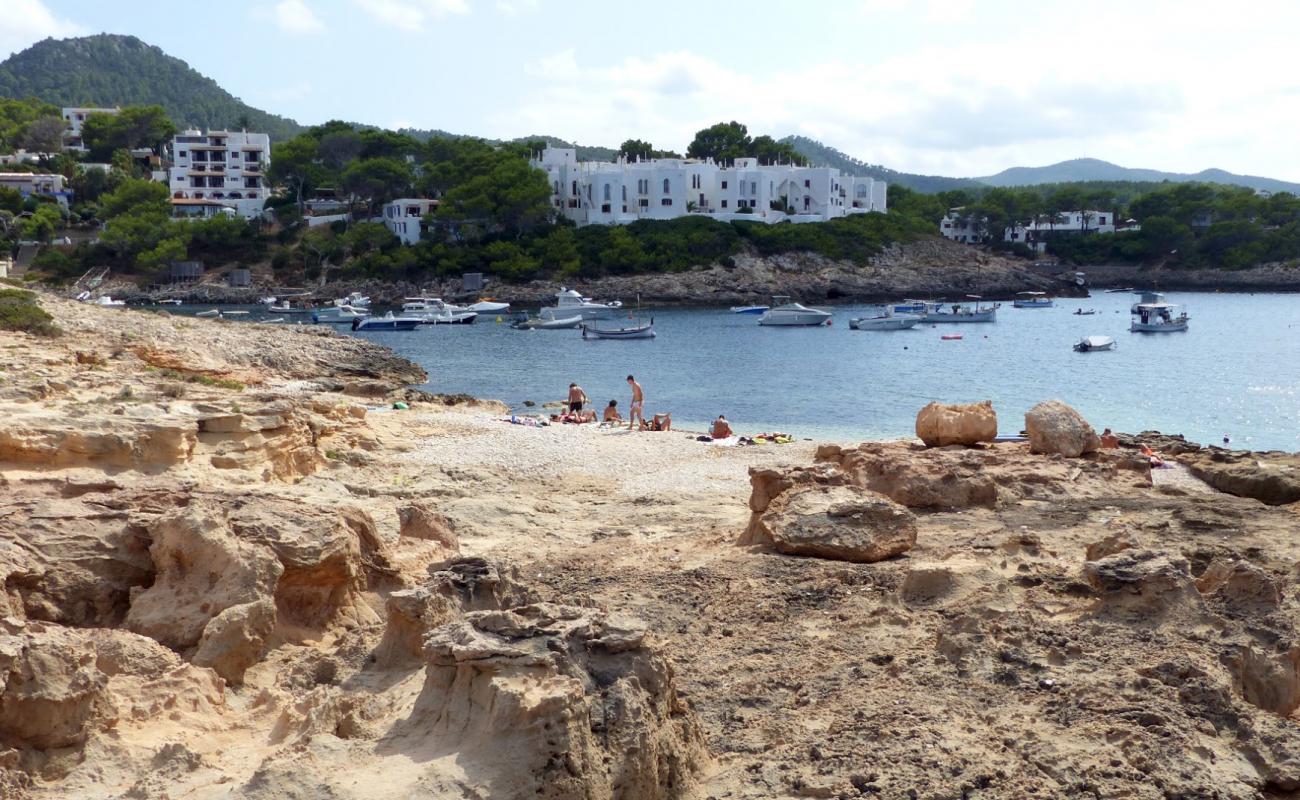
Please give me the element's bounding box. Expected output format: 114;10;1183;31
200;291;1300;450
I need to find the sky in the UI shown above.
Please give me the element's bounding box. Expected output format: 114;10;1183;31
6;0;1300;181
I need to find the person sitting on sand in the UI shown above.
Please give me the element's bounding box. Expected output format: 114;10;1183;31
641;412;672;432
711;415;733;439
603;400;622;423
1100;428;1119;449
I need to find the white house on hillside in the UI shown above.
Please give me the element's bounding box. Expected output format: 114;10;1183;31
61;107;119;152
939;207;982;243
530;146;885;227
382;198;440;244
167;129;270;219
942;207;1121;252
0;172;71;207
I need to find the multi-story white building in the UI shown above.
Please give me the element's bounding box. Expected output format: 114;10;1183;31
0;172;71;207
530;146;885;228
942;208;1119;251
61;107;119;152
939;207;983;243
381;198;439;244
167;129;270;219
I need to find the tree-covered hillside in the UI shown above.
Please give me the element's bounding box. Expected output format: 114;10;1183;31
978;157;1300;194
781;135;982;192
0;34;302;140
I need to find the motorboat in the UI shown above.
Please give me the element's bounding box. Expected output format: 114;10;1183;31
511;315;583;330
1104;287;1135;293
1012;292;1053;308
1074;335;1116;352
159;298;183;306
259;296;278;305
922;298;998;323
312;307;368;324
94;296;125;307
261;317;286;324
730;305;769;314
334;292;371;308
582;318;656;339
1130;302;1189;333
222;310;249;317
941;334;963;340
468;299;510;314
1073;308;1099;315
849;306;920;331
757;297;832;327
196;309;221;318
402;297;474;322
267;301;315;315
427;311;478;325
892;299;929;314
539;288;622;321
351;312;421;331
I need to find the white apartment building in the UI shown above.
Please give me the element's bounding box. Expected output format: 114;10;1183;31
382;198;440;244
0;172;71;207
167;129;271;219
61;107;119;152
942;208;1118;251
939;207;983;243
530;146;886;228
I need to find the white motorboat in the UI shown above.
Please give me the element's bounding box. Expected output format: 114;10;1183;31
261;317;286;324
1073;335;1116;352
334;292;371;308
94;296;125;307
922;298;998;323
259;296;278;305
402;297;474;321
757;297;832;327
1131;302;1189;333
428;311;478;325
1012;291;1053;308
267;301;316;315
312;305;368;323
159;298;183;306
196;309;221;318
511;315;583;330
730;305;769;315
849;307;920;331
582;318;656;339
222;310;250;317
468;300;510;314
539;288;622;321
351;312;421;331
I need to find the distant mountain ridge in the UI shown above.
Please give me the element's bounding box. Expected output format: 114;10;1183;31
4;35;1298;195
977;158;1300;194
0;34;302;140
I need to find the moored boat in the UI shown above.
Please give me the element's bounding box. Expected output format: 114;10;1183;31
1073;335;1116;352
849;306;919;331
922;298;998;323
1012;292;1053;308
468;300;510;314
730;305;769;314
539;288;622;321
757;296;832;327
581;318;656;339
351;312;421;331
892;299;929;314
1130;301;1189;333
511;315;583;330
196;309;220;318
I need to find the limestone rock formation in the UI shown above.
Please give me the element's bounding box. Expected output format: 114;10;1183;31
415;602;706;800
748;484;916;562
1025;399;1101;457
915;400;998;447
125;505;282;651
0;625;107;750
1083;549;1207;619
1182;448;1300;505
398;502;458;551
191;598;277;683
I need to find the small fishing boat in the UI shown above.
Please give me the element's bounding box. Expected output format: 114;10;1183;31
730;305;769;315
892;299;929;314
351;313;421;331
196;309;221;318
512;315;583;330
758;297;832;327
222;310;250;317
1012;291;1053;308
1130;301;1189;333
1073;308;1099;316
312;305;368;323
923;297;998;323
849;306;920;331
267;301;315;315
582;318;656;339
941;334;964;340
1074;335;1116;352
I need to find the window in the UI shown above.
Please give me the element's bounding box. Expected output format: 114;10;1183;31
804;179;810;188
662;178;670;194
571;180;578;196
699;193;705;207
721;180;728;190
1099;216;1107;225
750;181;757;195
661;198;672;206
721;200;728;209
639;198;649;208
178;151;187;158
552;181;559;194
804;196;810;210
601;203;611;213
603;183;610;201
622;186;627;201
637;178;648;194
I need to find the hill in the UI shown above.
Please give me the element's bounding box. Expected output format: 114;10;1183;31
978;157;1300;194
0;34;302;140
781;135;983;192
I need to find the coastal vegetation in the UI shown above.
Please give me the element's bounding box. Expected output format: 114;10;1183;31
0;287;60;336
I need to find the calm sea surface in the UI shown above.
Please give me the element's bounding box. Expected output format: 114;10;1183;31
194;291;1300;450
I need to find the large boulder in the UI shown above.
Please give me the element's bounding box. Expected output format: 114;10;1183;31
191;598;277;684
915;401;997;447
748;484;916;563
0;626;107;750
1025;400;1100;457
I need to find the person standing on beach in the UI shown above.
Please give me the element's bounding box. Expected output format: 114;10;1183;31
567;383;588;415
626;375;644;431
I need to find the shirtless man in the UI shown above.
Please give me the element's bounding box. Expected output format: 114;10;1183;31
626;375;644;431
602;400;622;423
567;383;588;415
711;415;733;439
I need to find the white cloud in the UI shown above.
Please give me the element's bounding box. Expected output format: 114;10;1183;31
495;0;537;16
352;0;469;31
0;0;86;58
271;0;326;35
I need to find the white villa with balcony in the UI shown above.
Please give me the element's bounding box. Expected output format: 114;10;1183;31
942;207;1122;252
61;107;119;152
382;198;440;244
167;129;270;219
530;146;885;227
